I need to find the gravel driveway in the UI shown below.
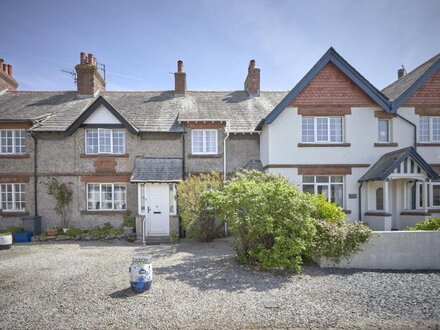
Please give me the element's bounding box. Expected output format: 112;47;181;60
0;238;439;329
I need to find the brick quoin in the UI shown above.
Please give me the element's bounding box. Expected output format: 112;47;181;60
290;63;377;108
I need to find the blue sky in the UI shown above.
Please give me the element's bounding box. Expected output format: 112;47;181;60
2;0;440;91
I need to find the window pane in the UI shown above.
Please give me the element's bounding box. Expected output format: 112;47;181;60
205;131;217;153
99;130;112;153
14;184;26;211
140;184;146;213
316;118;329;142
330;117;342;142
302;185;314;194
376;187;384;210
432;118;440;141
419;117;430;142
169;184;175;213
86;130;99;154
316;176;329;183
331;176;343;183
112;130;125;154
114;185;126;210
378;120;389;142
302;176;314;183
317;185;329;200
301;118;314;142
14;130;26;154
331;184;344;207
433;185;440;207
1;130;13;153
101;184;113;210
88;184;100;210
192;131;204;153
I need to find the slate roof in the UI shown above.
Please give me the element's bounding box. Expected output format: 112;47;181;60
131;157;183;182
359;147;439;182
0;90;287;133
382;53;440;102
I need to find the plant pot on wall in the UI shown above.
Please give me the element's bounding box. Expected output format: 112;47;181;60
0;233;13;250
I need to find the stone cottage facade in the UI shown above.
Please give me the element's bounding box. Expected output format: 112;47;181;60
0;48;439;238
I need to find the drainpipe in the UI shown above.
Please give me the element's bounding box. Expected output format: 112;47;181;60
396;113;417;149
182;131;186;179
28;131;38;216
358;182;363;221
223;128;230;183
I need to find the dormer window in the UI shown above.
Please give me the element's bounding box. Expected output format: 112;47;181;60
191;129;218;154
85;128;125;154
0;129;26;154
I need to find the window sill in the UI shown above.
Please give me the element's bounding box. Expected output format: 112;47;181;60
0;211;29;217
188;153;223;158
297;143;351;148
364;211;392;217
80;210;127;215
374;142;398;147
0;154;30;159
80;153;129;158
416;143;440;147
400;211;431;216
342;209;351;214
429;208;440;213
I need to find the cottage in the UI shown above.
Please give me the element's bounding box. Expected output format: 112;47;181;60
0;48;439;239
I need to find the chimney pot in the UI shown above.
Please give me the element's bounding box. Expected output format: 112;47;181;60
244;59;260;97
80;52;87;64
0;58;18;90
2;64;7;73
177;60;183;73
249;59;256;72
397;68;405;79
0;59;3;72
88;53;94;65
7;64;12;76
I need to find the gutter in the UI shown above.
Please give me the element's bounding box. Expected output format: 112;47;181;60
396;113;417;149
27;131;38;216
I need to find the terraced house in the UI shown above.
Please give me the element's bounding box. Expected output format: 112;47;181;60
0;48;439;238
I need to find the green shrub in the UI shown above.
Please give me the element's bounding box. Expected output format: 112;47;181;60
7;226;24;234
203;170;316;272
406;218;440;231
65;227;83;237
177;172;224;242
87;223;123;239
307;193;346;224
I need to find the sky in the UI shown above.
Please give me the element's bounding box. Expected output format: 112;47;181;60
1;0;440;92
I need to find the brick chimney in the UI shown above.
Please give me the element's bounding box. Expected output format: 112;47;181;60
0;58;18;91
244;59;260;97
174;60;186;96
397;66;406;79
75;52;105;97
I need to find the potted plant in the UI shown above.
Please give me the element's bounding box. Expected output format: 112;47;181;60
0;231;13;250
122;210;136;235
46;228;58;237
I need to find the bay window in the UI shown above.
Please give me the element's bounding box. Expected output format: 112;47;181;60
191;129;218;154
301;117;343;143
0;129;26;154
302;175;344;207
87;183;127;211
85;129;125;154
0;183;26;211
419;117;440;142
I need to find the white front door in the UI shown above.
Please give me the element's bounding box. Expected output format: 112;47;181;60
145;184;169;236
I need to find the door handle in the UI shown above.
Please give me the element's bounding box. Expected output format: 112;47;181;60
153;211;161;214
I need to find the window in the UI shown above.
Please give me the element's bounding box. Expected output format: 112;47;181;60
169;184;177;215
431;183;440;208
87;183;126;211
376;187;384;210
85;129;125;154
302;175;344;207
419;117;440;142
0;130;26;154
301;117;343;143
191;129;218;154
0;184;26;211
378;119;390;142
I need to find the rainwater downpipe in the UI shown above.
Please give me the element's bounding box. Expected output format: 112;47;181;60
358;182;363;221
28;131;38;216
223;129;230;236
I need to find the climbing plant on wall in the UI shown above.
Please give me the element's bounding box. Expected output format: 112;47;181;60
45;177;73;228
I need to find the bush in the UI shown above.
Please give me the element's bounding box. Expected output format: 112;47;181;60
307;193;346;224
65;227;83;237
203;171;316;272
177;172;224;242
406;218;440;231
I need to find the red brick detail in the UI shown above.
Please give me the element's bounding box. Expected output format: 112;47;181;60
186;122;224;129
297;105;351;116
0;63;18;91
297;165;352;175
80;174;131;183
374;111;396;118
415;106;440;116
431;165;440;175
0;175;31;183
405;69;440;106
93;157;117;173
290;63;376;107
0;122;31;129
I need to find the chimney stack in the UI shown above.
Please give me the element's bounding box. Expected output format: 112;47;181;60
75;52;106;97
244;59;260;97
0;57;18;91
174;60;186;96
398;65;406;79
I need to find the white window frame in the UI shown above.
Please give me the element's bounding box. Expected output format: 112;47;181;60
137;183;178;215
419;117;440;143
301;175;345;207
0;183;26;212
169;184;177;215
430;182;440;209
86;183;127;211
0;129;27;155
191;129;218;154
85;128;125;154
378;119;390;143
301;117;344;144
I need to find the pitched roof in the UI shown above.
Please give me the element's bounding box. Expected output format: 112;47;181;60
0;90;287;133
382;52;440;108
130;157;183;182
263;47;391;125
359;147;439;182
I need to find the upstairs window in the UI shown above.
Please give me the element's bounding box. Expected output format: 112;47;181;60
301;117;343;143
419;117;440;142
191;129;218;154
302;175;344;207
0;183;26;212
0;129;26;154
378;119;390;142
85;129;125;154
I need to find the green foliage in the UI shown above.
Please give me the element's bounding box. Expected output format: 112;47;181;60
203;170;316;272
0;231;12;236
177;172;223;242
170;232;179;244
122;210;136;229
65;227;84;237
85;223;123;239
307;193;346;224
406;218;440;231
45;177;73;228
5;226;24;234
313;220;372;263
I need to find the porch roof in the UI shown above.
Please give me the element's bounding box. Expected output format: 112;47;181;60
130;157;183;183
359;147;439;182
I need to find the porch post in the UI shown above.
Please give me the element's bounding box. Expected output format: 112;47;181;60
423;180;428;213
383;180;389;213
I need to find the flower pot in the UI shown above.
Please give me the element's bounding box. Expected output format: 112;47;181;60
47;229;58;237
0;234;13;249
